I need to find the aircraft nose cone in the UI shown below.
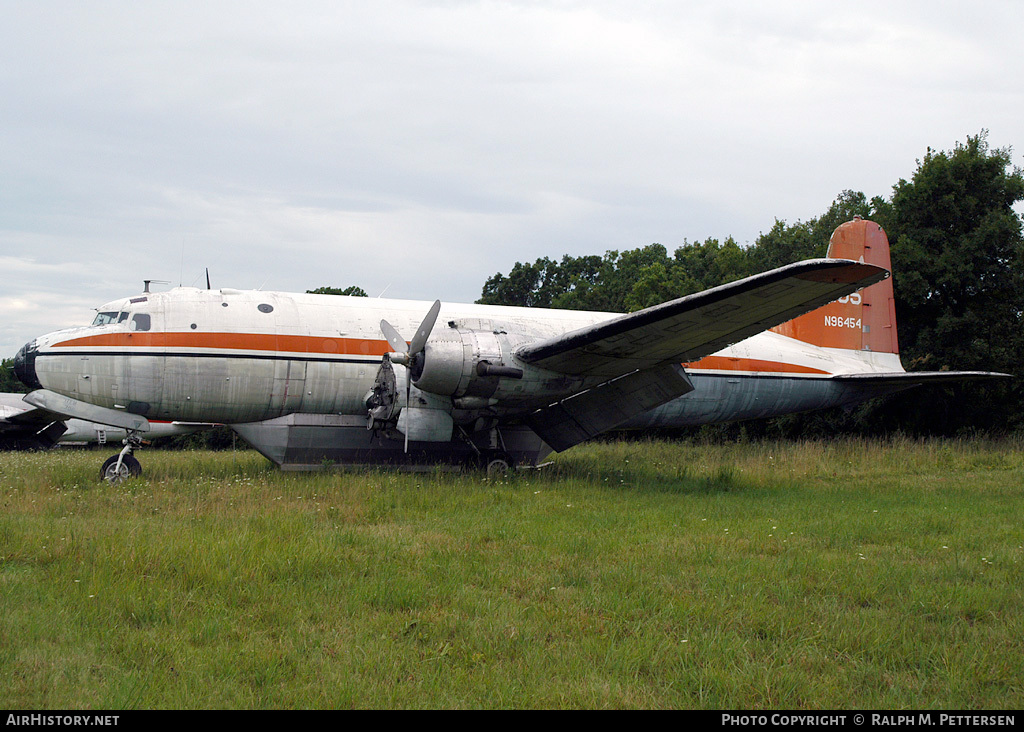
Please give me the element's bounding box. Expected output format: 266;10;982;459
12;340;42;390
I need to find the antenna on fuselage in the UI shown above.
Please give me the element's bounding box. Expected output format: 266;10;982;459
143;280;170;294
206;268;211;290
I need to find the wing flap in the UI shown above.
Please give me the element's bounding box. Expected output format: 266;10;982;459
527;363;694;452
516;259;888;379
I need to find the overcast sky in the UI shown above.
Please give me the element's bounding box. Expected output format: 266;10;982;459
2;0;1021;358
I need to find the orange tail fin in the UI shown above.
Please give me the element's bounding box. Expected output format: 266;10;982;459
771;217;898;354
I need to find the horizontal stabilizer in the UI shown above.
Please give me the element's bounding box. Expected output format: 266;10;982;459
824;370;1012;406
832;371;1011;384
516;259;888;380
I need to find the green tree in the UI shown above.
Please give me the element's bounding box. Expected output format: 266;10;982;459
670;236;749;292
478;257;557;308
871;132;1024;432
307;286;368;297
1;358;29;393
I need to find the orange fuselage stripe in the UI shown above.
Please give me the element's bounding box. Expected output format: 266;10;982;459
51;332;393;357
52;332;831;375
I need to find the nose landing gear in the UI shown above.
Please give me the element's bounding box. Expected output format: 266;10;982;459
100;433;146;484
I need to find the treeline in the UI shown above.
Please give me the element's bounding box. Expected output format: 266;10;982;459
478;133;1024;438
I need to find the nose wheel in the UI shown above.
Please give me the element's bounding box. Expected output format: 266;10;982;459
99;433;145;484
100;454;142;483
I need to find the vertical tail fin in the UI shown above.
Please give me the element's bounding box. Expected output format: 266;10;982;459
771;217;898;354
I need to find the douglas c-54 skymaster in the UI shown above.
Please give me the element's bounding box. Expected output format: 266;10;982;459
11;218;1006;481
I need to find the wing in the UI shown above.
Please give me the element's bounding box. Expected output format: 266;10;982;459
22;389;151;432
516;259;889;379
519;259;888;452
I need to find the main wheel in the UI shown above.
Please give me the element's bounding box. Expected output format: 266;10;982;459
100;454;142;484
484;456;513;480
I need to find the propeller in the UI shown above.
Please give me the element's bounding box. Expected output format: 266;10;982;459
380;300;441;451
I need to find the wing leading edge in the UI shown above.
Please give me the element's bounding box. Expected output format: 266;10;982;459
516;258;889;379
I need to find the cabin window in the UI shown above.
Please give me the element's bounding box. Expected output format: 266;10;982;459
258;303;274;314
130;314;151;332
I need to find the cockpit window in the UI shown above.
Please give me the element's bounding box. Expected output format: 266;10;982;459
119;312;129;323
92;311;122;326
130;314;151;332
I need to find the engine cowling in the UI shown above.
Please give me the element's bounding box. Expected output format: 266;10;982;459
413;327;511;398
412;325;581;407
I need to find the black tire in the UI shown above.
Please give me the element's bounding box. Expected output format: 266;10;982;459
100;454;142;483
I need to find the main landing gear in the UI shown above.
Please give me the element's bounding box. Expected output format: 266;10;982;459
482;453;513;480
100;433;145;484
455;426;515;479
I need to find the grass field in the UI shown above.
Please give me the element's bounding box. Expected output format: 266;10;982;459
2;436;1023;709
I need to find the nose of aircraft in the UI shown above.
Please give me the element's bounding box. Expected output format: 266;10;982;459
12;340;42;390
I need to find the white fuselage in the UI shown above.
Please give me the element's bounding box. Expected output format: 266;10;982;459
26;286;902;428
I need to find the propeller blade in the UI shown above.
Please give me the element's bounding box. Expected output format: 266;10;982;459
404;364;411;453
380;319;409;354
378;300;442;455
410;300;441;355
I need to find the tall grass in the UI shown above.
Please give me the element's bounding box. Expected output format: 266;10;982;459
1;436;1023;708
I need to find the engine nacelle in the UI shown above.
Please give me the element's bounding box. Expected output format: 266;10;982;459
412;325;581;406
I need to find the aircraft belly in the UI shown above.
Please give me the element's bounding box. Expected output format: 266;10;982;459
231;414;552;470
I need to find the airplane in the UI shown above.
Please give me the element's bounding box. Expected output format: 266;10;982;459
0;392;215;450
10;217;1007;482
